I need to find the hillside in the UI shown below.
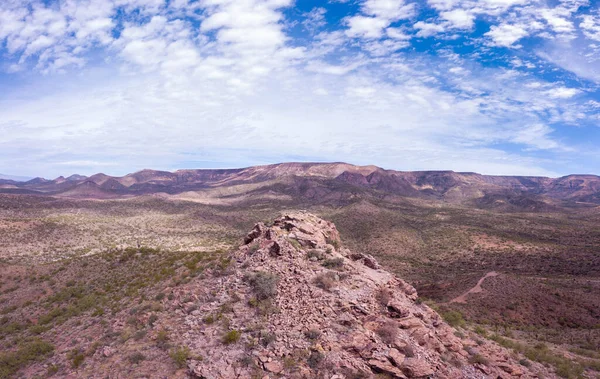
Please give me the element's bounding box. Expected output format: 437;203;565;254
0;213;552;378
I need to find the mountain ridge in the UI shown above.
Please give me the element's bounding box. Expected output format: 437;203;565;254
2;162;600;207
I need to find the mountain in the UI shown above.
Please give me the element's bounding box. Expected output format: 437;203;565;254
2;162;599;208
0;173;32;182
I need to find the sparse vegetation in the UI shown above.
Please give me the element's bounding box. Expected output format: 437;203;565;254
313;272;337;291
0;339;54;378
223;329;241;345
376;321;399;344
245;271;279;300
170;346;191;368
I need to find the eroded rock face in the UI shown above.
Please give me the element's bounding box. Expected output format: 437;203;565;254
161;212;541;378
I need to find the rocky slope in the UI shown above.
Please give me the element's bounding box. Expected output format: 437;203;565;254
0;212;566;378
159;213;544;378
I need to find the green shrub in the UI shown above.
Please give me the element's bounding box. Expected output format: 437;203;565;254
0;339;54;378
170;346;190;368
321;258;344;270
156;329;170;350
246;271;279;300
440;310;465;328
128;352;146;364
68;349;85;368
223;330;241;345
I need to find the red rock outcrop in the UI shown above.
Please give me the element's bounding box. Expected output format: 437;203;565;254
159;212;542;378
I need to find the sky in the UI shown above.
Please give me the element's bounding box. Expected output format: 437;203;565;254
0;0;599;179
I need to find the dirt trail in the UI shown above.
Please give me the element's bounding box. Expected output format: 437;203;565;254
450;271;499;304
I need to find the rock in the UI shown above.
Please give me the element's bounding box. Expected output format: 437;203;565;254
401;358;434;377
474;363;491;374
101;346;115;357
388;348;406;366
244;223;266;244
268;241;281;256
338;312;356;326
398;316;423;329
264;361;284;374
387;301;410;318
362;255;380;269
369;359;407;378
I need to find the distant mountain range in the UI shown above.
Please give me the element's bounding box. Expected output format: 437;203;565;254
0;173;33;182
1;162;599;208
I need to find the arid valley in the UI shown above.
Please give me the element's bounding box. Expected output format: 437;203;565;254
1;163;599;378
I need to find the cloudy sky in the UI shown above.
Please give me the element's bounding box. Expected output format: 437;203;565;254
0;0;599;178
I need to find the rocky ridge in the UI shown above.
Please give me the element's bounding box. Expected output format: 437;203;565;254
161;212;543;378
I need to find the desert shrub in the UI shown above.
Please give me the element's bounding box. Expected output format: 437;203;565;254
313;272;337;291
154;293;165;301
307;350;324;369
246;271;279;300
29;324;50;335
203;314;217;324
46;364;59;376
133;329;147;341
68;349;86;368
148;314;158;327
0;339;54;378
289;239;301;250
473;326;487;337
283;356;297;369
156;329;170;350
325;237;339;249
0;305;17;315
239;354;255;367
468;354;489;365
248;242;260;254
321;258;344;270
223;330;241;345
128;352;146;364
440;310;465;328
260;331;276;347
304;329;321;340
170;346;190;368
256;299;279;316
306;249;324;260
375;288;392;306
376;321;399;344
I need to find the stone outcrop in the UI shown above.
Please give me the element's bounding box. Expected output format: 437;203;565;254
162;212;542;378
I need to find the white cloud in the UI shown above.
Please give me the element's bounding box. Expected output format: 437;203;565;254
345;16;389;39
362;0;416;21
545;87;580;99
440;9;475;29
414;21;446;37
485;24;529;47
581;14;600;41
0;0;598;178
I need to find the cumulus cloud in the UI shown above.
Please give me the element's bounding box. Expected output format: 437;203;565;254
0;0;598;177
485;24;529;47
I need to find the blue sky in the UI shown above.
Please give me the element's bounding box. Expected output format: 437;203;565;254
0;0;599;178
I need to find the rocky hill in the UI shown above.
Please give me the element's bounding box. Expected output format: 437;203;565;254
3;212;554;378
173;212;543;378
3;163;599;208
